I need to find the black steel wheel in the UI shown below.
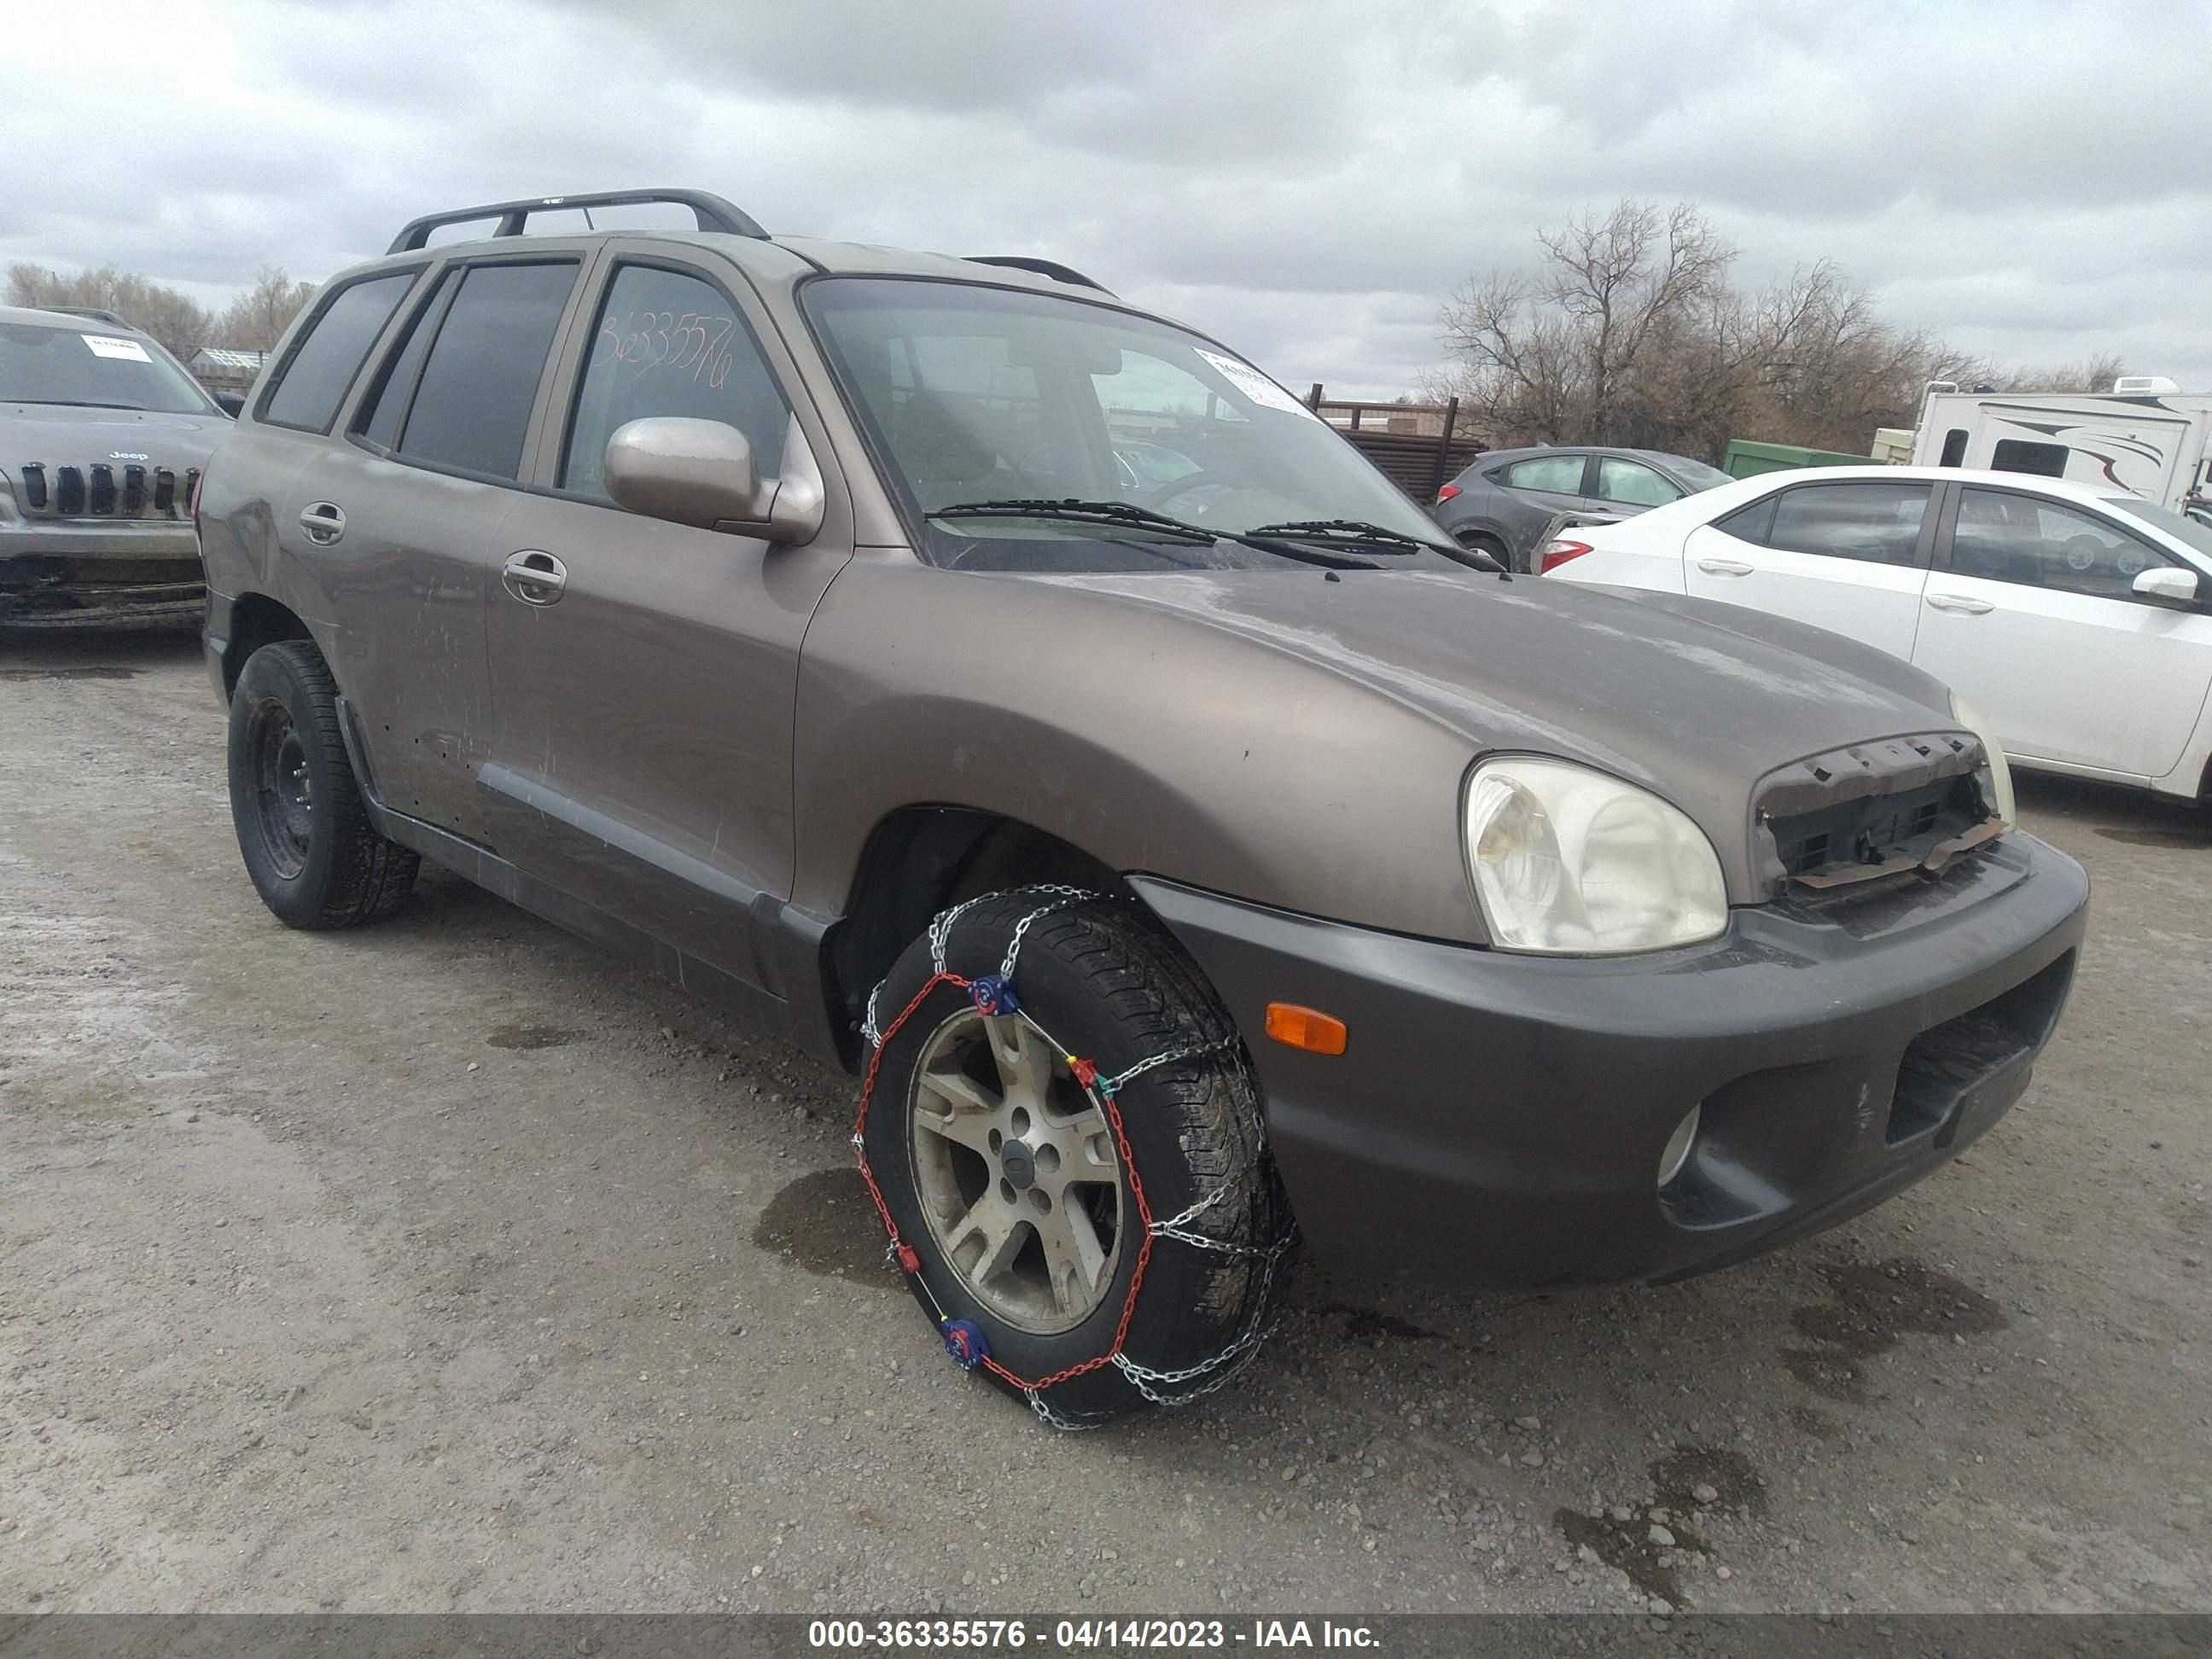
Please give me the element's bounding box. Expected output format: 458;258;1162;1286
226;640;418;928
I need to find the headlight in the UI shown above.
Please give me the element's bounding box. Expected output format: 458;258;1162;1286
1948;694;2016;825
1463;757;1729;954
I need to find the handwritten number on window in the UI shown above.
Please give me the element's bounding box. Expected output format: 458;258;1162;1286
590;306;741;391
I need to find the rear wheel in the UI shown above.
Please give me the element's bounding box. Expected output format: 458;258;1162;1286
227;641;418;928
857;889;1295;1425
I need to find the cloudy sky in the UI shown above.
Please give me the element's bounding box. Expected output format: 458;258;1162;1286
5;0;2209;396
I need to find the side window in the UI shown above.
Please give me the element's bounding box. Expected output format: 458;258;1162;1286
1595;457;1682;507
1764;482;1930;566
1989;438;2069;479
562;264;789;502
1938;428;1969;467
399;262;578;480
1503;454;1586;493
1951;487;2175;600
354;271;451;451
259;272;416;432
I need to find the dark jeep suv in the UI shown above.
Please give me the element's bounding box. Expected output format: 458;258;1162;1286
196;191;2088;1425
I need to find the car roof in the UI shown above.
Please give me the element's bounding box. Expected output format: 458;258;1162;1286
1738;463;2138;507
0;302;152;335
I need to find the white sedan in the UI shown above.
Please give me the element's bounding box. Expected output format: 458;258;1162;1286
1540;465;2212;804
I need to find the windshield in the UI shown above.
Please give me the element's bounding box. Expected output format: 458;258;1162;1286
0;321;214;414
2105;497;2212;563
1664;455;1736;491
805;277;1455;571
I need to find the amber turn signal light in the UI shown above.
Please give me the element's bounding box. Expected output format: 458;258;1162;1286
1264;1002;1347;1056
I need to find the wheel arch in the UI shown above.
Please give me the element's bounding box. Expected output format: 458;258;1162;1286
822;806;1132;1061
219;591;317;701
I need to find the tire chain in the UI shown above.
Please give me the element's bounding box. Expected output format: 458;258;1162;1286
859;886;1300;1427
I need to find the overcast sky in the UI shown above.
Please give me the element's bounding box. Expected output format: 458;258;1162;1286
5;0;2209;397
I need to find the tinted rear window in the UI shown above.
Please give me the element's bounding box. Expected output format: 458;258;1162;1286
397;262;576;480
260;272;416;431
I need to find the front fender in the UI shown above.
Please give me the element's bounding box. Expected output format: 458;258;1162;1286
790;552;1487;944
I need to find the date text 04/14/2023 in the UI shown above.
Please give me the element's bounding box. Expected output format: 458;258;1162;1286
805;1617;1382;1650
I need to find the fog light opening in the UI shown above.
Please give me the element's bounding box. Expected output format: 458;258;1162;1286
1656;1103;1701;1189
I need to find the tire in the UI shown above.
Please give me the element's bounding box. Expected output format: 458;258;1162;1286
227;640;419;929
858;890;1295;1424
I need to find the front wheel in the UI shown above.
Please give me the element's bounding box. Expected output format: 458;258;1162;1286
227;640;419;929
856;890;1295;1425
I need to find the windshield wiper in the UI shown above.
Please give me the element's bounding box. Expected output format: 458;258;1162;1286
930;498;1380;571
7;399;143;410
1247;517;1499;570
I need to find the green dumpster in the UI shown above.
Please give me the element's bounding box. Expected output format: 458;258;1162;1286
1721;439;1873;479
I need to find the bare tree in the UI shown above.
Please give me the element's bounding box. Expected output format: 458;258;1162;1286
8;263;213;359
1437;201;1736;448
215;266;319;352
1431;201;2110;461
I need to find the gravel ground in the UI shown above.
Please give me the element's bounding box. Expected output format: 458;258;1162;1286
2;629;2208;1616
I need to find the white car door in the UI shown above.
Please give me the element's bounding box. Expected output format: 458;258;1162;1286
1681;479;1934;661
1912;484;2212;777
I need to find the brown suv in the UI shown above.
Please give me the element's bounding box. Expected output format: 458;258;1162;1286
198;190;2088;1425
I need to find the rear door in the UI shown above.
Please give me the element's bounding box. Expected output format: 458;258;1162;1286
480;246;853;989
1591;454;1684;517
1681;478;1935;660
294;251;591;841
1912;484;2212;776
1493;451;1594;563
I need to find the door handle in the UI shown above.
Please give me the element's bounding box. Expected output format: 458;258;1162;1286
501;550;568;605
1925;592;1994;615
298;502;345;545
1696;557;1754;577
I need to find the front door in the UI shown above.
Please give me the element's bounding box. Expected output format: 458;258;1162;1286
1683;478;1934;661
1912;484;2212;777
482;253;852;989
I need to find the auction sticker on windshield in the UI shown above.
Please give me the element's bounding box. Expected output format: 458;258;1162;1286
81;334;153;363
1196;348;1319;420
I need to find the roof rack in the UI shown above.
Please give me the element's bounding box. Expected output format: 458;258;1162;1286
387;189;769;254
45;305;132;329
966;255;1112;294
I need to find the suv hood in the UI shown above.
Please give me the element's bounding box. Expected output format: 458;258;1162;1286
3;402;226;471
1058;566;1966;895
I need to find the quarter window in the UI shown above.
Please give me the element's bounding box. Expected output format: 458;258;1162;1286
398;262;577;480
259;272;416;432
1503;454;1586;493
1938;428;1968;467
1595;457;1682;507
562;264;789;502
1761;481;1930;567
1951;487;2175;601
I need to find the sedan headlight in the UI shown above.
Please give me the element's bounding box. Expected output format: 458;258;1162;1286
1463;757;1729;954
1948;694;2016;825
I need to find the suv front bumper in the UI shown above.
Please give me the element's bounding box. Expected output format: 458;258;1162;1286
0;518;205;629
1131;830;2087;1288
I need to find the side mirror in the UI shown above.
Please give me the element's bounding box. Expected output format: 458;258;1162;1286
602;416;824;544
212;392;245;418
2133;566;2200;605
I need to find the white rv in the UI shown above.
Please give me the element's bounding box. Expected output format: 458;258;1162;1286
1908;376;2212;511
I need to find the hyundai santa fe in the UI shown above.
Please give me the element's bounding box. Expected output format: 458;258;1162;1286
195;190;2088;1424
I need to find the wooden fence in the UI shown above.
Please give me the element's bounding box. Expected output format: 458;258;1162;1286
1306;387;1486;501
